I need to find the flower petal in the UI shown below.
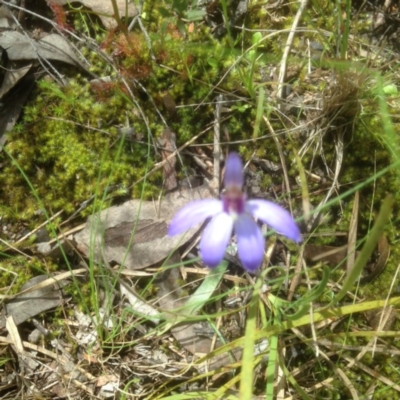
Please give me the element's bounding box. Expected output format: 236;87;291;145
200;212;233;267
168;199;223;236
224;152;244;188
246;199;302;242
235;214;265;272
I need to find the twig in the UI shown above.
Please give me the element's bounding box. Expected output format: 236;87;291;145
0;237;32;259
14;209;63;245
7;9;67;84
0;268;87;300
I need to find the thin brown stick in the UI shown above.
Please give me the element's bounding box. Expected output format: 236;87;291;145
130;126;211;187
277;0;309;103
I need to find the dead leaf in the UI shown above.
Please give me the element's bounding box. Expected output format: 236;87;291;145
162;93;177;117
51;0;138;30
303;244;350;265
359;233;390;284
0;44;33;152
0;62;31;99
0;5;17;30
0;31;84;68
96;374;118;387
0;72;36;152
74;183;216;270
0;275;69;329
36;237;75;258
0;46;7;87
83;353;99;364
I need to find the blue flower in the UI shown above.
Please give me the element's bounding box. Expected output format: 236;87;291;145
168;152;301;272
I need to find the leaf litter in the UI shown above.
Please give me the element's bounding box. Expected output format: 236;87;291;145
50;0;138;30
0;27;89;150
0;0;399;398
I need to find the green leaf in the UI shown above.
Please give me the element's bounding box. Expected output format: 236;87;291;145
157;7;173;17
207;57;219;68
158;261;228;334
185;9;207;21
383;83;398;95
252;32;263;46
182;261;227;315
239;269;266;398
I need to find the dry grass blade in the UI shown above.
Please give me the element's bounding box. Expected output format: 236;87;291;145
276;0;309;103
5;315;23;353
347;191;359;277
